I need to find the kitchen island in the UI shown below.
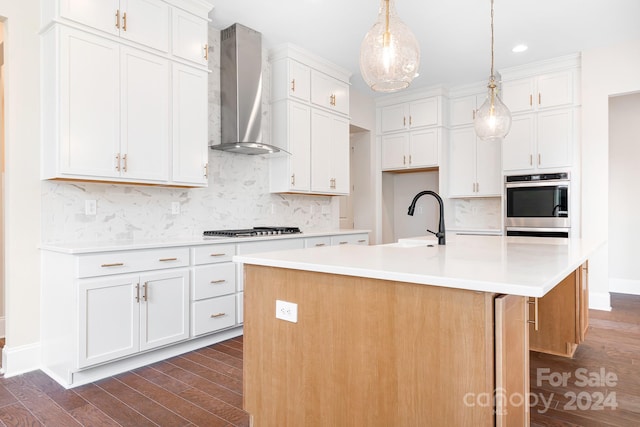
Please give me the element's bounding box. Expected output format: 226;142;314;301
235;235;598;426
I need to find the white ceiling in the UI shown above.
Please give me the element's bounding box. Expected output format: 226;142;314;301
209;0;640;96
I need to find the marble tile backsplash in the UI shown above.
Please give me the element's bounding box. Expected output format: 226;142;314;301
40;23;337;244
450;198;502;231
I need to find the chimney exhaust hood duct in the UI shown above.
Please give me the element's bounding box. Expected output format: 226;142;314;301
212;23;284;155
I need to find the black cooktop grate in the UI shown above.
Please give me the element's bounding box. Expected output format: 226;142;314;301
203;226;302;238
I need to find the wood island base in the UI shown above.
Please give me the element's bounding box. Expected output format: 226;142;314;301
242;265;532;426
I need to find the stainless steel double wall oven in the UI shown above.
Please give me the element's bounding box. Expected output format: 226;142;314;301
505;172;570;238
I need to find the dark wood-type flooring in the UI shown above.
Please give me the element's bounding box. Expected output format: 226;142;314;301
0;294;638;426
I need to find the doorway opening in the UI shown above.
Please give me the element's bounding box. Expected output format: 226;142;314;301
0;19;6;357
339;125;372;231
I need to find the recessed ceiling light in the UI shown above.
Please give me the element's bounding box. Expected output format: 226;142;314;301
512;44;528;53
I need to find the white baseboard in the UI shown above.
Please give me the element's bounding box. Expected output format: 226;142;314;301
0;317;4;338
589;291;612;311
1;342;41;377
609;278;640;295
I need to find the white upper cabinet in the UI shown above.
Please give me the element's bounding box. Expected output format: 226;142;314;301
380;97;440;133
502;70;576;114
171;63;209;185
271;58;311;103
59;0;170;52
449;128;501;197
381;129;439;171
449;93;484;127
311;70;349;116
171;6;209;65
269;44;351;196
42;0;213;187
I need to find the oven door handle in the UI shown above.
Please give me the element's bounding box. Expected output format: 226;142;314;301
506;181;569;189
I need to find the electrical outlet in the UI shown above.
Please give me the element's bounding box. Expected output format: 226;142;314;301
275;299;298;323
85;200;97;216
171;202;180;215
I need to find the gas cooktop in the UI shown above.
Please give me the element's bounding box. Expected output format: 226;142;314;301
203;226;302;238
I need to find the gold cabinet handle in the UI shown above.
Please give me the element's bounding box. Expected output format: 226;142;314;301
291;79;296;92
472;109;476;120
538;93;541;105
291;174;295;185
204;44;209;61
538;153;541;166
357;239;367;243
409;115;412;126
529;154;533;166
409;155;412;165
135;283;140;303
210;279;226;284
315;243;326;247
122;12;127;31
529;94;533;106
338;241;348;245
101;262;124;268
115;153;121;171
115;9;120;29
403;155;406;165
204;163;208;179
210;253;227;257
122;154;128;172
143;282;148;302
329;94;336;106
527;298;539;331
403;116;406;127
159;257;177;262
210;312;226;318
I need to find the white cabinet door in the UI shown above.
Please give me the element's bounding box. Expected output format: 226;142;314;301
289;59;311;102
502;115;536;172
537;109;572;169
310;110;349;194
60;0;120;36
380;104;406;133
475;139;502;196
311;70;349;116
120;0;170;52
409;129;438;168
502;79;536;114
381;134;408;170
79;276;139;368
288;102;312;191
450;94;480;127
409;98;439;128
537;71;574;110
171;6;208;65
59;27;120;178
139;270;189;351
120;46;169;182
330;115;350;194
448;128;477;197
172;63;208;185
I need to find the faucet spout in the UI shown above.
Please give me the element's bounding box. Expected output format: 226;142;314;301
407;190;446;245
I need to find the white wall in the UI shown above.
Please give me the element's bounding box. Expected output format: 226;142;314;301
0;22;5;336
608;92;640;293
0;0;42;374
581;39;640;310
392;171;440;241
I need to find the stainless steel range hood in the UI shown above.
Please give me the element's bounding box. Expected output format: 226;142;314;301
212;23;283;155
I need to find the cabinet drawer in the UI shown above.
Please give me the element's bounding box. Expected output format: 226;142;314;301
192;295;237;336
193;244;236;265
304;236;331;248
331;234;369;246
78;248;189;278
192;263;236;301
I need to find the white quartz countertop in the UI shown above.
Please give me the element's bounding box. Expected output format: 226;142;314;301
39;230;370;254
233;235;602;297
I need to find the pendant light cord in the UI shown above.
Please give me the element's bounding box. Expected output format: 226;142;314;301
490;0;495;78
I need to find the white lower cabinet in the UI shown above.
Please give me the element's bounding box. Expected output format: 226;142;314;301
41;231;369;387
79;269;189;368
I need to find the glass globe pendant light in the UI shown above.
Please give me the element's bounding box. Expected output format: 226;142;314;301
474;0;512;141
359;0;420;92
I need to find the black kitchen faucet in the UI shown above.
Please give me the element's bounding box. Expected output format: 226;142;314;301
407;191;446;245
